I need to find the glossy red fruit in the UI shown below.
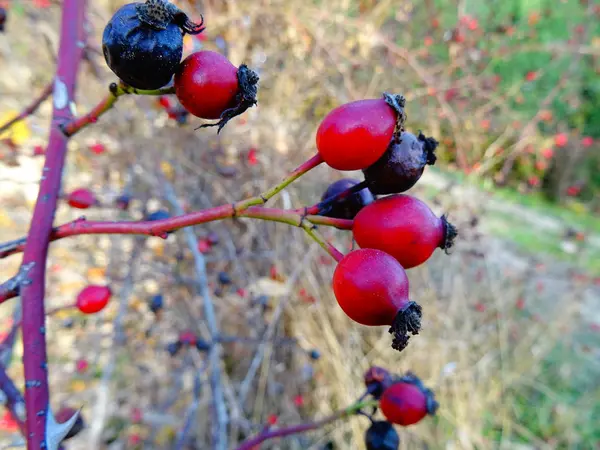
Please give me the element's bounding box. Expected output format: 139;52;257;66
175;51;259;132
353;195;457;269
67;188;97;209
333;249;421;351
176;51;238;119
380;375;438;426
316;94;405;170
76;285;112;314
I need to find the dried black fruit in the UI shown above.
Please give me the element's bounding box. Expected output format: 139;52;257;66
102;0;204;89
0;7;7;32
320;178;375;220
363;131;438;195
365;421;399;450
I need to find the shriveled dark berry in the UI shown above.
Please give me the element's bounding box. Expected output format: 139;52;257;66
149;294;164;313
363;131;438;195
207;231;220;246
102;1;205;89
166;341;182;356
0;7;7;32
364;366;393;399
320;178;375;220
218;271;232;285
146;209;170;221
309;349;321;360
195;339;210;351
365;421;399;450
115;194;131;211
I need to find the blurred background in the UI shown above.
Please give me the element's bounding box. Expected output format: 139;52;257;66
0;0;599;448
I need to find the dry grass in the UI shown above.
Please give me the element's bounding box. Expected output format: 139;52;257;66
0;1;599;449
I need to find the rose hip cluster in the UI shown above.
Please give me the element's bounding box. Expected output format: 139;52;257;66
315;93;455;351
363;367;438;450
102;0;258;132
76;0;457;355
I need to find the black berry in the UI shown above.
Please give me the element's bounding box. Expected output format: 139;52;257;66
166;341;181;356
365;421;399;450
195;339;210;351
217;271;232;285
0;7;7;32
102;1;205;90
115;194;131;210
146;209;170;221
363;131;438;195
149;294;164;313
309;349;321;360
320;179;375;220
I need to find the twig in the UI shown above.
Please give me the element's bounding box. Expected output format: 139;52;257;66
0;364;26;435
163;180;229;450
235;399;377;450
0;83;53;135
173;374;202;450
0;206;352;259
61;83;175;137
0;263;35;304
18;2;87;448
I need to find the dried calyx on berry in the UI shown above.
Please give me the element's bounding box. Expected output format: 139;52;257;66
102;0;205;90
365;421;399;450
363;131;438;195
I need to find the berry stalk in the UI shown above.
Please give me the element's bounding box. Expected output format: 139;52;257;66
235;399;378;450
236;153;324;210
300;220;345;262
0;82;53;135
18;1;87;448
61;82;175;136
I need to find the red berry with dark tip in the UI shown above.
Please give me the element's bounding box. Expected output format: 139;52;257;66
76;285;112;314
380;377;438;426
353;195;457;269
176;51;238;119
175;51;259;132
316;94;406;170
363;131;438;195
320;178;375;219
67;188;97;209
333;249;421;352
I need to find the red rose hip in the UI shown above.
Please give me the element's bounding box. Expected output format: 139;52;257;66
174;51;259;132
76;285;112;314
67;188;97;209
332;248;421;351
380;375;438;426
353;195;457;269
316;94;406;171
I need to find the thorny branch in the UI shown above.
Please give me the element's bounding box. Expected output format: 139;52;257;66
18;1;87;448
